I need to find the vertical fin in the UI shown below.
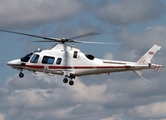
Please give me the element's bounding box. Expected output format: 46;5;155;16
137;44;161;65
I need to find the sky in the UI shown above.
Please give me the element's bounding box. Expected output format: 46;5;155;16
0;0;166;120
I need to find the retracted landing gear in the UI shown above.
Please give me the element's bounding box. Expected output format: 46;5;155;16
19;72;24;78
63;75;75;86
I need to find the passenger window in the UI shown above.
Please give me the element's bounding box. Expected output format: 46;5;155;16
56;58;62;65
42;56;55;64
30;54;39;63
73;51;78;58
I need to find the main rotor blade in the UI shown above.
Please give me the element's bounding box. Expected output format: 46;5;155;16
69;32;100;39
32;40;59;42
0;29;61;42
73;40;123;45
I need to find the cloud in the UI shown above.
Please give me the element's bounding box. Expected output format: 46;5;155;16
1;25;165;120
100;117;116;120
0;0;89;29
100;114;123;120
0;113;5;120
50;20;103;39
0;0;166;120
6;74;59;90
1;69;166;120
96;0;165;25
22;43;44;53
0;73;112;120
114;25;166;63
102;52;114;59
129;101;166;119
104;25;166;120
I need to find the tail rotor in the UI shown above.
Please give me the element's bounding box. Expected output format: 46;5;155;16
152;64;164;73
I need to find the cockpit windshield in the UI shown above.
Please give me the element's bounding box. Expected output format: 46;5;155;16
21;53;33;62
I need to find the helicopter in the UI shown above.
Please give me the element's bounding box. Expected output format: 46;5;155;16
0;29;164;86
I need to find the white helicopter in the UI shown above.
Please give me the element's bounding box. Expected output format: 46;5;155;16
0;29;164;85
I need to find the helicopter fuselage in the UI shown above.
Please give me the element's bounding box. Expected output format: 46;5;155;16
6;44;141;75
7;43;164;85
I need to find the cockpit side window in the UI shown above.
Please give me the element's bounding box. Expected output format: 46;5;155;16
73;51;78;58
21;53;33;62
85;54;95;60
56;58;62;65
42;56;55;64
30;54;39;63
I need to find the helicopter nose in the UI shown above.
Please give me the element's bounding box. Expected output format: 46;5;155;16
7;59;21;66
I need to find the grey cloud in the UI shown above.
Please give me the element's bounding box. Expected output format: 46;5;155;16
0;0;90;29
22;43;44;53
96;0;165;25
103;25;166;119
113;25;166;63
1;32;165;120
0;1;166;120
7;74;59;90
98;37;165;119
1;25;166;120
0;113;5;120
0;74;111;120
1;67;166;120
52;20;103;39
128;101;166;119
